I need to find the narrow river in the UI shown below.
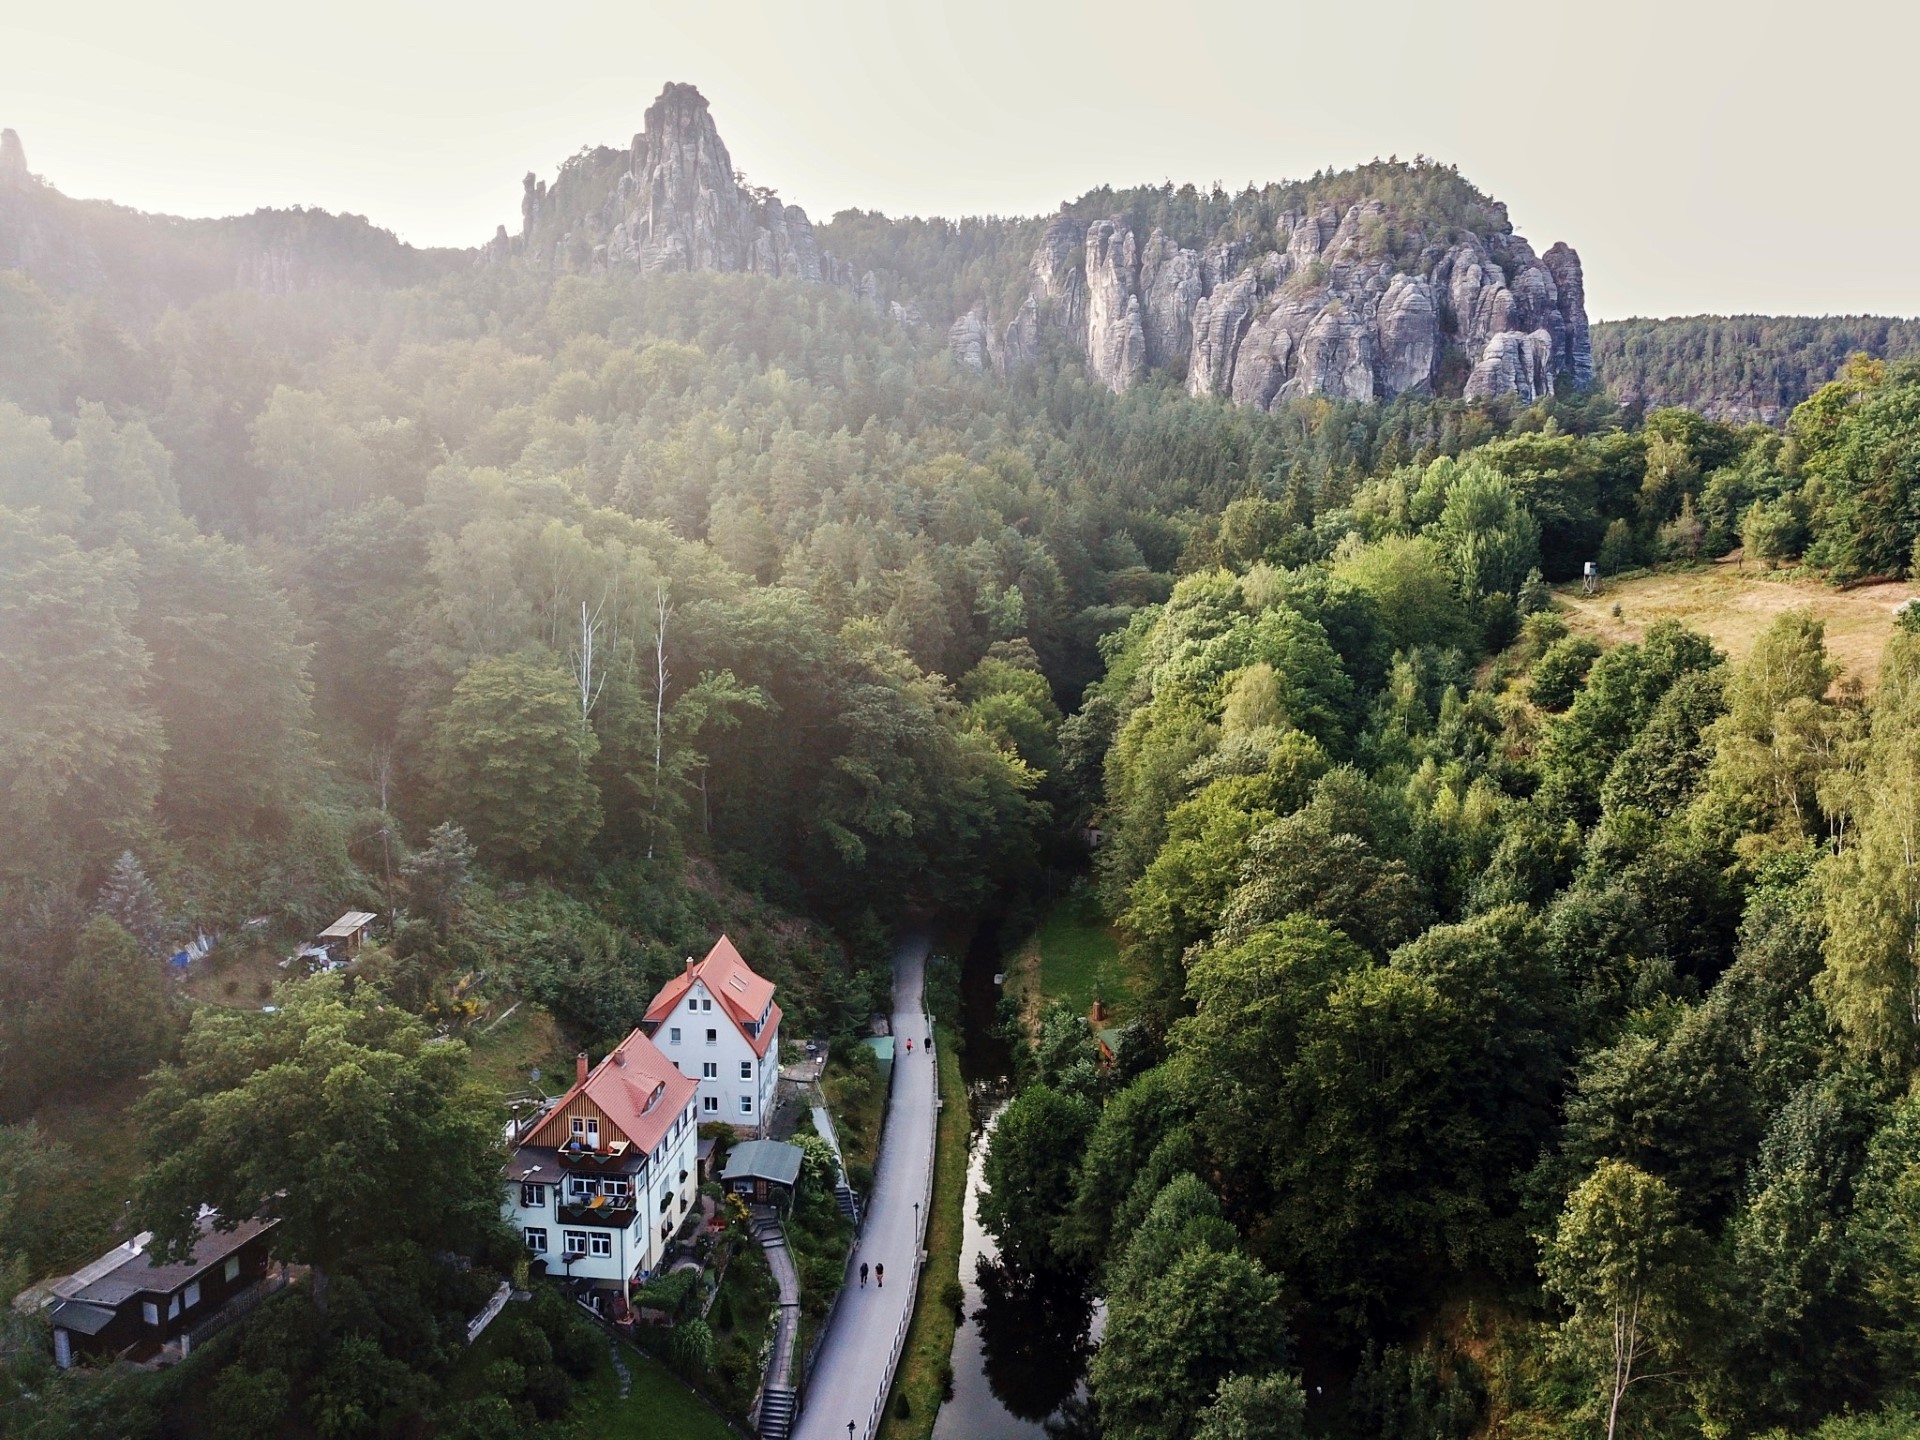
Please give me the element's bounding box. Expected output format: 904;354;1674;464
932;919;1098;1440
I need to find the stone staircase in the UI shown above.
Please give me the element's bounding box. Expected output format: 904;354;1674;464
758;1385;797;1439
834;1181;859;1224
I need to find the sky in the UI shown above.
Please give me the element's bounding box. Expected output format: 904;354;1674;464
3;0;1916;321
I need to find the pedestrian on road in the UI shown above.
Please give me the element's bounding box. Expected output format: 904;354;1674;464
925;1033;932;1050
859;1261;868;1288
875;1262;885;1288
906;1038;912;1054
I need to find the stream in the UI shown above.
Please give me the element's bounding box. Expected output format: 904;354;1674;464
932;918;1099;1440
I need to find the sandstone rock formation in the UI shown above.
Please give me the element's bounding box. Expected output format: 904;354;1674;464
974;198;1592;408
517;82;853;289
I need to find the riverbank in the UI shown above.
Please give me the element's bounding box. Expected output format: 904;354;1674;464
877;1020;967;1440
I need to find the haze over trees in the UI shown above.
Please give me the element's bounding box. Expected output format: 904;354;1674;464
5;111;1920;1440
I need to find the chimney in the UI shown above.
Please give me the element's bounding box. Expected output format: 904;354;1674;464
685;955;695;973
576;1052;589;1085
613;1044;626;1068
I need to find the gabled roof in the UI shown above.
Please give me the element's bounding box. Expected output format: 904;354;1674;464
524;1028;698;1156
53;1214;276;1308
644;935;781;1057
721;1140;804;1188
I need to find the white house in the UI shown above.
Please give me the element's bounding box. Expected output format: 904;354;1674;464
500;1028;701;1302
642;935;782;1136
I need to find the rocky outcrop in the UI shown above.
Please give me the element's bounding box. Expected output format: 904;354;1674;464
1085;220;1146;392
518;82;852;290
991;198;1591;408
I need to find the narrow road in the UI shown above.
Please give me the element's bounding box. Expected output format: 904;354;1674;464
793;930;937;1440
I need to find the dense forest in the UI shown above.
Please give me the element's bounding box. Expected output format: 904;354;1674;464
1591;315;1920;424
5;162;1920;1439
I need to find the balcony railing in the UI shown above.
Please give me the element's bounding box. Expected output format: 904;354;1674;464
558;1195;637;1227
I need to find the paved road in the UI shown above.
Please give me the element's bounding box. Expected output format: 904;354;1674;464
793;930;937;1440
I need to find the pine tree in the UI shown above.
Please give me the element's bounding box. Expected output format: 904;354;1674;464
95;849;165;955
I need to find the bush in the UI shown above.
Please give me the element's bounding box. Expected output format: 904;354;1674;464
204;1365;291;1440
1529;637;1602;712
523;1361;574;1421
942;1278;965;1315
895;1390;913;1419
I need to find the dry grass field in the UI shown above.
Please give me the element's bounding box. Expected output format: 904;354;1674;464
1556;561;1920;689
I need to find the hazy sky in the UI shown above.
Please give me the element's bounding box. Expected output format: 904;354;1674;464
5;0;1915;320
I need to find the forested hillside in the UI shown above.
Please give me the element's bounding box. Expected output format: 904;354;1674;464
1593;314;1920;423
7;99;1920;1439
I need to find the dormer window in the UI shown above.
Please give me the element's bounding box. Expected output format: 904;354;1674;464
571;1117;599;1146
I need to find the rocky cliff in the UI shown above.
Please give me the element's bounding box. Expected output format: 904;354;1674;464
954;196;1592;407
513;83;860;290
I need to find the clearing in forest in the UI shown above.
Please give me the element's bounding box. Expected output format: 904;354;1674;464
1556;562;1920;689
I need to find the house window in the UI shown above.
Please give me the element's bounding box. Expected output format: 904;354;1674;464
739;1061;752;1080
739;1095;753;1114
699;997;711;1011
525;1228;548;1253
590;1233;612;1258
224;1256;240;1283
669;1027;681;1044
602;1179;630;1199
142;1301;160;1327
702;1062;717;1078
184;1281;201;1309
521;1182;547;1209
570;1117;600;1146
703;1096;718;1113
705;1029;717;1044
168;1293;182;1320
563;1231;590;1256
569;1176;597;1201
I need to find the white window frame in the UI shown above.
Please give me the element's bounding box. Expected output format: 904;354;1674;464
702;1062;717;1078
602;1178;631;1199
524;1227;548;1253
669;1027;681;1044
569;1176;597;1201
590;1232;612;1258
703;1095;718;1112
184;1281;201;1309
739;1094;753;1114
521;1182;547;1209
739;1060;752;1080
562;1230;590;1256
142;1301;160;1327
705;1028;717;1044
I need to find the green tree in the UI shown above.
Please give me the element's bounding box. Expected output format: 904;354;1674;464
44;916;178;1084
1429;461;1541;599
130;526;315;836
1541;1160;1702;1440
1699;608;1842;852
1192;1372;1308;1440
133;975;504;1312
0;510;163;887
1820;626;1920;1070
433;654;602;869
1091;1245;1289;1440
979;1083;1094;1273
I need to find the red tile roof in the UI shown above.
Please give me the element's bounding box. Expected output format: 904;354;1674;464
527;1028;698;1155
644;935;781;1057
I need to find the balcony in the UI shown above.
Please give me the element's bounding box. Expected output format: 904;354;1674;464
557;1194;638;1228
556;1138;631;1170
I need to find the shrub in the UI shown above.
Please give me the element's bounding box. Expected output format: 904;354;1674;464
523;1361;573;1421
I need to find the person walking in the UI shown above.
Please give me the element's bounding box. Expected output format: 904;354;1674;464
875;1262;885;1288
859;1261;868;1288
906;1038;912;1054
